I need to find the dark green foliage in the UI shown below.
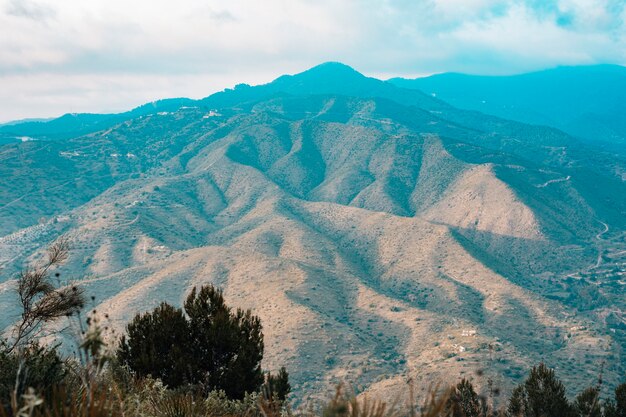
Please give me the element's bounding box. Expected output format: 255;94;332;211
184;285;264;399
117;303;193;388
507;363;573;417
508;385;527;417
117;285;264;399
614;383;626;417
0;342;65;406
264;367;291;403
573;387;601;417
605;400;618;417
448;379;483;417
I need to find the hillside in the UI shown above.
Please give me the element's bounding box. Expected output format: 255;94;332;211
1;63;625;401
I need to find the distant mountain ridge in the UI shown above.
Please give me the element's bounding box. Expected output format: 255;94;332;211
389;65;626;145
1;62;626;401
6;63;626;146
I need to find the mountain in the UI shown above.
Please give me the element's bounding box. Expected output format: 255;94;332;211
1;63;625;401
389;65;626;146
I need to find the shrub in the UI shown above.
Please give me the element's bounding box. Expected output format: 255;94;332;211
0;342;65;406
204;390;259;417
149;392;207;417
118;285;265;399
35;384;123;417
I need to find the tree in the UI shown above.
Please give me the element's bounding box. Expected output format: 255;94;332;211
507;363;573;417
0;237;83;411
508;385;527;417
117;285;265;399
264;367;291;403
117;303;193;388
574;387;601;417
448;379;483;417
185;285;264;399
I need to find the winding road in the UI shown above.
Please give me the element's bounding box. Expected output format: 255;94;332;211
536;175;571;188
565;219;609;279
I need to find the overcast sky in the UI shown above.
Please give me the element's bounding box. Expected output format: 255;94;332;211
1;0;625;122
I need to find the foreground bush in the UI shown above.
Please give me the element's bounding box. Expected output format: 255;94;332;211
0;342;65;406
185;285;264;399
117;303;193;388
118;284;265;399
2;348;626;417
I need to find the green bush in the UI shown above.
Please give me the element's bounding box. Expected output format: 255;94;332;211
606;383;626;417
185;285;264;399
0;342;65;406
117;302;193;388
264;366;291;403
118;285;265;399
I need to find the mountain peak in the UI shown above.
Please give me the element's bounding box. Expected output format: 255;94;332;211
270;62;367;89
299;61;362;77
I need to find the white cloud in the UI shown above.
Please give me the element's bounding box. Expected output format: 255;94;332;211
0;0;624;121
446;4;614;65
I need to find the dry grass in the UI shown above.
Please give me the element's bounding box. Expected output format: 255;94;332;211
1;376;462;417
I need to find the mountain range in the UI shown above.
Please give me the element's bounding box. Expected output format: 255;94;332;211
390;65;626;146
1;62;625;401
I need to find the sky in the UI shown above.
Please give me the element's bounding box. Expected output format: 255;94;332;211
1;0;625;123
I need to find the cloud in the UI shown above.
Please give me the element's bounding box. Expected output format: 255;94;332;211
0;0;624;121
5;0;55;20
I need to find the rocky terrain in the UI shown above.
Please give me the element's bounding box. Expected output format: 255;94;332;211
1;63;625;402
